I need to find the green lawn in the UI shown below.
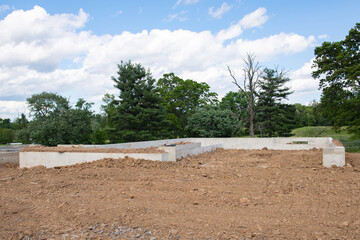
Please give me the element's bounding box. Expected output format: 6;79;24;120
292;126;360;152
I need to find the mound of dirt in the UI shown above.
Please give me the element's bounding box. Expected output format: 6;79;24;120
21;145;165;153
1;149;359;239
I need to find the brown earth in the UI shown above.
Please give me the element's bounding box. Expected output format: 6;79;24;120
332;139;344;147
1;149;360;239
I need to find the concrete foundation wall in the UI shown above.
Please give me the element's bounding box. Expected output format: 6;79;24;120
159;142;221;161
0;151;19;165
21;137;345;168
20;152;168;168
188;137;333;150
59;138;190;150
322;147;346;167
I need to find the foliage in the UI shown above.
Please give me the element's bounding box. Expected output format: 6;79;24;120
0;118;12;129
293;101;331;127
111;61;170;142
18;92;94;146
27;91;70;118
0;128;15;144
256;68;294;137
220;91;248;135
185;106;239;137
228;53;261;137
292;126;360;152
157;73;218;137
312;23;360;139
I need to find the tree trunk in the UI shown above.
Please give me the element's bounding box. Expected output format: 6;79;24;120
249;106;255;138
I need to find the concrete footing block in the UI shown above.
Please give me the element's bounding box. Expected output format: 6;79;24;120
322;147;345;167
0;152;19;165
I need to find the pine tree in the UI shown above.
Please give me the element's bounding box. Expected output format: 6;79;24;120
256;68;293;137
112;61;169;142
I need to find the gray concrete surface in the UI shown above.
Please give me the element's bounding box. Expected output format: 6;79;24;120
0;151;19;165
20;152;168;168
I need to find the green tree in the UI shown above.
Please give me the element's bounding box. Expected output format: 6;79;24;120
0;128;15;144
100;93;118;143
220;91;248;135
256;68;293;137
0;118;11;129
185;106;239;137
157;73;218;137
312;23;360;138
18;92;94;146
111;61;170;142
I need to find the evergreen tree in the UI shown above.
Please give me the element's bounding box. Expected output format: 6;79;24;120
256;68;293;137
112;61;169;142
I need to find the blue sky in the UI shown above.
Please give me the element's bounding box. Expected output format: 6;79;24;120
0;0;359;119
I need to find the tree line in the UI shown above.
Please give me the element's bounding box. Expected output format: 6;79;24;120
1;23;358;146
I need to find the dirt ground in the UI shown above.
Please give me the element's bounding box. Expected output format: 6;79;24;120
21;146;165;153
1;148;360;239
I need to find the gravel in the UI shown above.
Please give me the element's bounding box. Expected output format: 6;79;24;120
20;223;161;240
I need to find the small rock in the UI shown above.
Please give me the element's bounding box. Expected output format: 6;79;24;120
240;197;250;204
339;221;349;227
144;230;152;235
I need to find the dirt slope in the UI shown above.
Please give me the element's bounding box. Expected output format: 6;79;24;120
1;149;359;239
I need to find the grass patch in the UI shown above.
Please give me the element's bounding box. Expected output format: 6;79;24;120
292;126;360;152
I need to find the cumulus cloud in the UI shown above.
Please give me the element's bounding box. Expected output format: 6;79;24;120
0;6;92;72
0;100;27;119
209;2;232;19
287;59;321;103
0;6;316;119
216;7;268;41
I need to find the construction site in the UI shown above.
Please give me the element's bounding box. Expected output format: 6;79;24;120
0;138;359;239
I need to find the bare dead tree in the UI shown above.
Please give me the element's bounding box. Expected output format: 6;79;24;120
227;53;261;138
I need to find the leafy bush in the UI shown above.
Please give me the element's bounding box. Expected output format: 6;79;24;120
186;106;240;137
0;128;15;144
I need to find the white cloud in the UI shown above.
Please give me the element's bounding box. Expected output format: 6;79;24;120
166;10;188;22
174;0;199;7
0;101;27;120
0;6;317;119
209;2;232;19
216;7;268;41
0;5;10;13
318;34;328;39
286;59;321;103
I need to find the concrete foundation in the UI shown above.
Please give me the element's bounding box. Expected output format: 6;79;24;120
0;151;19;165
20;137;345;168
322;147;346;167
19;152;168;168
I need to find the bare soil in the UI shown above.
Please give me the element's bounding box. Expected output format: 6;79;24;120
1;149;360;239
